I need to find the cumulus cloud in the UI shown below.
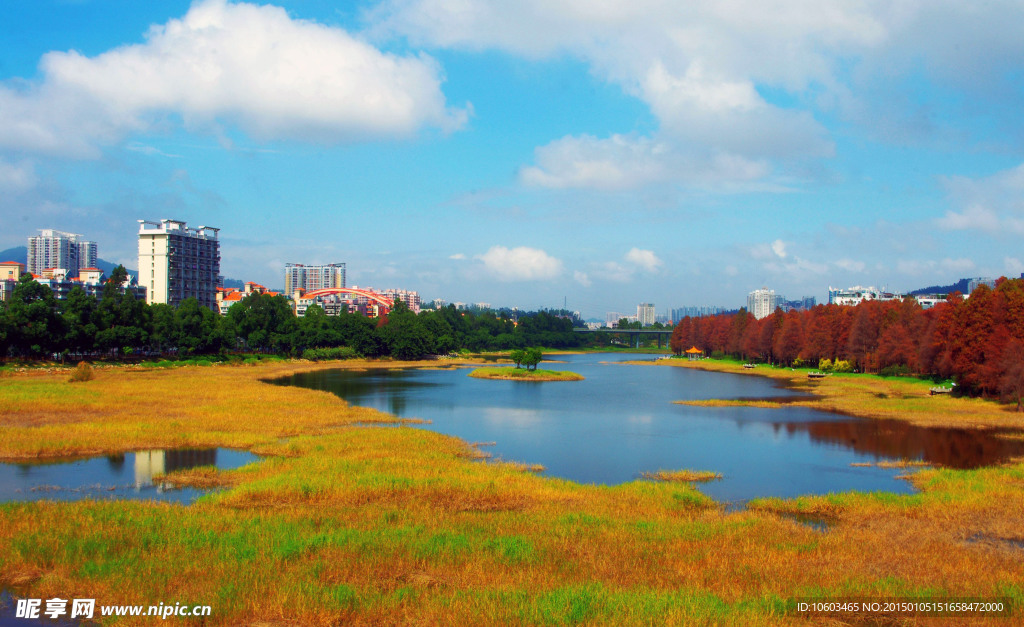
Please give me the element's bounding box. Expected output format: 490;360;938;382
770;239;788;259
374;0;1024;190
476;246;563;281
0;0;466;157
624;248;662;273
573;271;591;287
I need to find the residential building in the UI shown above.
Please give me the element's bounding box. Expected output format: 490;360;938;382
0;261;25;301
747;288;780;320
637;303;656;326
138;219;221;311
216;282;279;315
827;285;901;307
671;305;728;320
28;267;145;302
27;229;97;278
284;263;346;297
967;277;996;295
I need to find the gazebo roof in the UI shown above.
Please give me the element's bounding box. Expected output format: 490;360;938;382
685;346;703;354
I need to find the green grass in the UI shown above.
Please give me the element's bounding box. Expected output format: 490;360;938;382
468;367;584;381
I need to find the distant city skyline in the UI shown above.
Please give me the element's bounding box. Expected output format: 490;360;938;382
3;1;1024;318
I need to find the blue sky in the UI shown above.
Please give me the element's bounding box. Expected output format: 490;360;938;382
3;0;1024;318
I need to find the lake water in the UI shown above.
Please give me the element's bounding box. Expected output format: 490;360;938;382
0;448;258;504
274;353;1024;505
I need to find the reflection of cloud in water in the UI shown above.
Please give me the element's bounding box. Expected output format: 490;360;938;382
483;407;542;428
628;414;653;425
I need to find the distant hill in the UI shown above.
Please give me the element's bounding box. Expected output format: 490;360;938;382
908;278;971;296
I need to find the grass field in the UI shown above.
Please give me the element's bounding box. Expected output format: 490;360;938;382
1;359;1023;624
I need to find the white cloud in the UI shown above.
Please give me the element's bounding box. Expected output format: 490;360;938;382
770;239;788;259
374;1;1024;190
476;246;563;281
938;164;1024;236
573;270;591;287
834;258;866;273
624;248;662;273
1006;257;1024;277
0;0;466;157
449;253;466;260
936;204;1003;233
0;158;37;192
940;257;975;273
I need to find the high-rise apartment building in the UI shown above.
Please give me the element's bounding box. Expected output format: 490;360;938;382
27;229;97;278
637;303;656;327
284;263;346;295
138;219;221;311
747;288;779;320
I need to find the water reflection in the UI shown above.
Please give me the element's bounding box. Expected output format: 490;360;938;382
273;354;1024;502
791;420;1024;468
0;448;256;504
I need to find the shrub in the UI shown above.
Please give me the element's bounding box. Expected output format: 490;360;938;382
832;360;854;373
818;358;833;372
68;362;94;383
879;364;913;377
195;359;213;367
302;346;359;361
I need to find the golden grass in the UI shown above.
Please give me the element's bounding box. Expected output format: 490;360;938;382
850;460;932;469
647;358;1024;430
0;360;1023;624
642;469;723;483
468;367;585;381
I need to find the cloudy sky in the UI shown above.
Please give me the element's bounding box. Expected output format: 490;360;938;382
3;0;1024;318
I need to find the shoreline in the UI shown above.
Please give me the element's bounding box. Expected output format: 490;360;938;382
1;357;1024;622
632;357;1024;432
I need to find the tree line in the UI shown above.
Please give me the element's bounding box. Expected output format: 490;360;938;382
0;269;586;360
669;277;1024;406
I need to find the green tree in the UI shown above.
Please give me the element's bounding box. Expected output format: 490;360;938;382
227;293;297;353
61;286;99;354
510;349;526;368
4;274;65;357
522;347;543;371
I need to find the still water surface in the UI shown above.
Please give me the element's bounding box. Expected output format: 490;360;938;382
275;353;1024;504
0;448;258;504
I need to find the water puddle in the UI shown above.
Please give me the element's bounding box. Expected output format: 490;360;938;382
0;448;258;505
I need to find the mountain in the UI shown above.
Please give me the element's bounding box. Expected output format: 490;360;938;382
907;278;971;296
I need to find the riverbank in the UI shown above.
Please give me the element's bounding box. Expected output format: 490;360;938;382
637;357;1024;431
1;359;1022;624
468;367;584;381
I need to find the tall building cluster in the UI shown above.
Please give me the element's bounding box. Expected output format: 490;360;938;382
27;229;97;278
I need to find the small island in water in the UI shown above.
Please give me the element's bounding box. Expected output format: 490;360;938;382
468;367;584;382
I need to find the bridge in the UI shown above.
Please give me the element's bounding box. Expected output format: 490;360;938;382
573;328;673;349
300;287;394;316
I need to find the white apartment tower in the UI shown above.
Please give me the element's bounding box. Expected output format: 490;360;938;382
284;263;346;296
138;219;221;311
747;288;777;320
27;229;97;278
637;303;656;327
